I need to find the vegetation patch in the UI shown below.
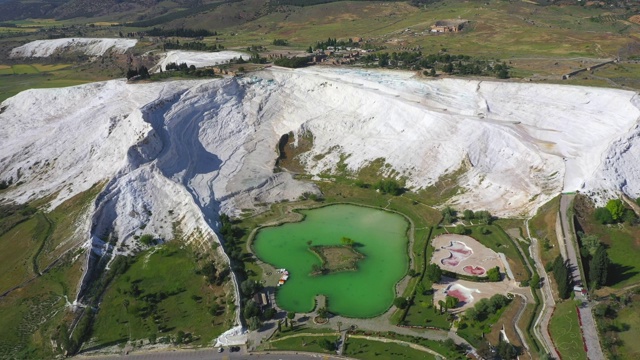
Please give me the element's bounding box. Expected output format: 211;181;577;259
549;300;588;360
574;195;640;289
89;242;231;348
308;241;365;275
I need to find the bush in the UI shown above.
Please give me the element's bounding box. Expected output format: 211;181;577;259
394;297;409;309
594;207;613;224
374;179;402;195
486;266;500;282
139;234;154;246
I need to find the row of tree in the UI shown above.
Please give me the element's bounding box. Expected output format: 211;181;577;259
126;66;150;80
147;27;216;38
163;41;224;52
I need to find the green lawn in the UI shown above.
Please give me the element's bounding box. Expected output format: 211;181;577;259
0;247;85;359
574;196;640;289
549;301;587;360
90;242;231;348
0;214;45;293
268;334;341;354
345;337;436;360
612;297;640;359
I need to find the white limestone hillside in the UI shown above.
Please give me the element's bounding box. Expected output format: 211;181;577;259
1;66;640;281
152;50;248;72
9;38;137;58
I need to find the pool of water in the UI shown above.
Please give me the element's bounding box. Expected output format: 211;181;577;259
252;204;409;318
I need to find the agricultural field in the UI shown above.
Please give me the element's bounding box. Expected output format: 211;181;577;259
549;300;588;360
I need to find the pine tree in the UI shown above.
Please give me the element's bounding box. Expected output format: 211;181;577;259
589;245;609;289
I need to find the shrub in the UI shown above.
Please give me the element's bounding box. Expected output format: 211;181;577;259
139;234;154;246
394;297;409;309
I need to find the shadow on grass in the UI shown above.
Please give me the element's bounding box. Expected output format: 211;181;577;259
607;263;638;287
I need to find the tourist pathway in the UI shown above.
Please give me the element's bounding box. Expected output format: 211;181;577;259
559;194;605;360
526;218;560;360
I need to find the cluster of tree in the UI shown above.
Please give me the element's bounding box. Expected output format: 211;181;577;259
577;232;610;289
164;62;217;77
476;339;519;360
274;56;311;68
464;294;510;322
438;295;460;312
442;207;493;225
147;27;216;38
425;263;443;283
593;293;636;352
272;39;289;46
163;41;223;52
219;213;248;279
359;51;510;79
549;256;572;299
373;179;403;195
594;198;637;225
198;262;228;287
312;37;361;51
126;66;150;80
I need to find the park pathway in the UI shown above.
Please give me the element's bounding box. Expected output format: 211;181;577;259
559;194;605;360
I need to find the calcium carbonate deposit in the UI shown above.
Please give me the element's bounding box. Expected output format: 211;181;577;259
10;38;138;58
2;65;640;327
152;50;249;72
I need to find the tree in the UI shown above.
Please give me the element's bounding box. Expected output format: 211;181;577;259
243;300;260;320
480;226;491;235
374;179;402;195
497;340;518;359
445;295;459;309
317;307;328;318
589;245;609;289
530;273;540;289
340;237;354;246
552;256;572;299
242;279;262;297
430;67;436;76
454;224;466;235
248;316;262;331
594;207;613;224
487;266;501;281
287;311;296;320
606;199;625;222
463;209;474;220
475;210;493;224
394;297;408;309
580;233;601;256
623;209;637;226
425;263;442;283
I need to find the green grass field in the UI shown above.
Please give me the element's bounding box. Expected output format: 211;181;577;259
0;247;85;359
574;196;640;289
344;337;437;360
613;297;640;359
549;301;588;360
0;214;47;293
268;334;341;354
90;242;231;348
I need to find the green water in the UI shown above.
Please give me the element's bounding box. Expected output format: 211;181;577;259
253;204;409;318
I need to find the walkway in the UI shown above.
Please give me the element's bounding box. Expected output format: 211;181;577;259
526;218;560;360
559;194;605;360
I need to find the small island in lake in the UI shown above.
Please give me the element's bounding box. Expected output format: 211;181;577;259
309;237;365;276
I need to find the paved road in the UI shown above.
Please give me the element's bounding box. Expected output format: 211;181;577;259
526;218;560;360
559;194;605;360
76;349;351;360
559;195;582;287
